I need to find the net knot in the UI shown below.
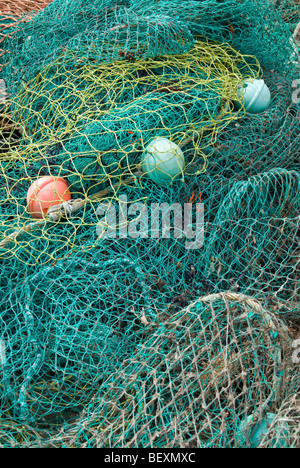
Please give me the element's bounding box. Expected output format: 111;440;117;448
47;198;85;222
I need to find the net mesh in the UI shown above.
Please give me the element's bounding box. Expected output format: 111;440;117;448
0;0;299;448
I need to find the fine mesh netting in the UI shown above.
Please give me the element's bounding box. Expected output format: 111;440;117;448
0;0;299;448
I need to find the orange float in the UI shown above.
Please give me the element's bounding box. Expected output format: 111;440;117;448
27;176;71;219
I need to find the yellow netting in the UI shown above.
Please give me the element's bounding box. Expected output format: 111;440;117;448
0;40;260;266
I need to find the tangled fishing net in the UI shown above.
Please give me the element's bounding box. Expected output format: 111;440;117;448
0;251;154;426
0;0;299;448
48;293;293;449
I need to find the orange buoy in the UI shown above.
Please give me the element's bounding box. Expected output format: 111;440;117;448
27;176;71;219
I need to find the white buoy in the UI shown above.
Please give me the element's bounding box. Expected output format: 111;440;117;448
236;79;271;114
141;137;185;185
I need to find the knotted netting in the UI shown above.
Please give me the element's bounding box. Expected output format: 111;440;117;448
0;0;299;448
9;292;290;448
202;168;300;322
261;371;300;448
0;251;155;426
0;38;261;266
275;0;300;32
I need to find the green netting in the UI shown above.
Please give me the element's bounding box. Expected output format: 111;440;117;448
0;252;154;425
0;39;260;264
261;371;300;448
0;0;299;449
275;0;300;32
203;168;300;319
1;293;292;448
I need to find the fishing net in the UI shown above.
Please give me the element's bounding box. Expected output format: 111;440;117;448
202;168;300;322
0;39;260;265
0;0;53;16
274;0;300;32
2;292;291;448
0;250;154;427
258;370;300;448
0;0;299;449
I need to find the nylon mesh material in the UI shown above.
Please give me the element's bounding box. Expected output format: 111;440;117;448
0;0;299;448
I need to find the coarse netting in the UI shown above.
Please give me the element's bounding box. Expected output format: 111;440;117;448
274;0;300;32
0;39;261;265
0;293;292;448
0;0;299;448
0;251;155;426
261;370;300;448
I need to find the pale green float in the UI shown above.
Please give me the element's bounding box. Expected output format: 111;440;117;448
141;137;185;185
236;78;271;114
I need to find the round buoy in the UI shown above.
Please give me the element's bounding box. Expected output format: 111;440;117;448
236;79;271;114
141;137;185;185
27;176;71;219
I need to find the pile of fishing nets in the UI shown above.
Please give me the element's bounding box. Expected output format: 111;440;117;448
0;0;299;448
0;293;295;448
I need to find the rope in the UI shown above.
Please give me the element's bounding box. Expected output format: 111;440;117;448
0;172;142;249
192;291;291;438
